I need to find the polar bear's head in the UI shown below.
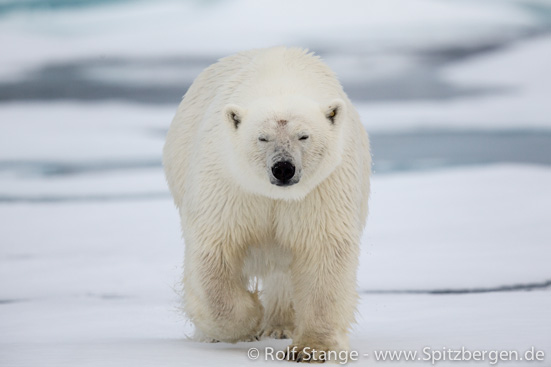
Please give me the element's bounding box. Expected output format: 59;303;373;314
222;95;346;200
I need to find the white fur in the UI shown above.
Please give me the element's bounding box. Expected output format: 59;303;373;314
163;47;371;361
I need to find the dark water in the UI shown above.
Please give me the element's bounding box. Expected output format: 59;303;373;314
0;0;131;16
2;129;550;181
0;55;511;105
1;30;544;105
370;129;551;174
0;50;518;105
2;126;549;203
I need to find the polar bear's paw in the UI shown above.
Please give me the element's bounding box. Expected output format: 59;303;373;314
258;326;293;340
193;329;219;343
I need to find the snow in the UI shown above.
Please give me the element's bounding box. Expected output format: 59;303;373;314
0;102;173;161
1;166;550;366
1;293;549;366
2;165;550;294
360;165;551;291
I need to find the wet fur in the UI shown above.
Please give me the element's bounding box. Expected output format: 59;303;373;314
163;47;371;361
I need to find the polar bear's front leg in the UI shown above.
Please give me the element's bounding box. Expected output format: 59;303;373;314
287;236;359;362
183;238;264;343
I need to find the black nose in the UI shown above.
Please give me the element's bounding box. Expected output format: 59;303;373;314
272;161;295;182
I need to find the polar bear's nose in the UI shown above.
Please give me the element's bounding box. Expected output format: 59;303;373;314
271;161;296;183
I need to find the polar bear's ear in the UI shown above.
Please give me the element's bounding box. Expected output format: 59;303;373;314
223;104;246;129
323;99;346;125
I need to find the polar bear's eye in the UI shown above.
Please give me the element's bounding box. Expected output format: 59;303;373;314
299;135;309;141
327;108;338;123
258;137;269;142
231;113;240;127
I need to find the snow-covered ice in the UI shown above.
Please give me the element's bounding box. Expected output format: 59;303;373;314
0;102;172;161
1;166;550;366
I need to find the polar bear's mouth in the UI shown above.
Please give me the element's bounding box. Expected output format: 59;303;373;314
273;180;298;187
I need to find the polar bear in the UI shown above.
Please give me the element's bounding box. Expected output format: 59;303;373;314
163;47;370;362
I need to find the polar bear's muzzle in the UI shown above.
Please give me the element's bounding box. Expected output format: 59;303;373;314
270;160;300;187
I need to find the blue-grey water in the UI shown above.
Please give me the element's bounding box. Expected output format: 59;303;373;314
2;130;550;178
0;0;130;16
1;128;550;203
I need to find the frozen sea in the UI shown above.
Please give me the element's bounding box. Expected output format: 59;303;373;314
1;1;550;366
